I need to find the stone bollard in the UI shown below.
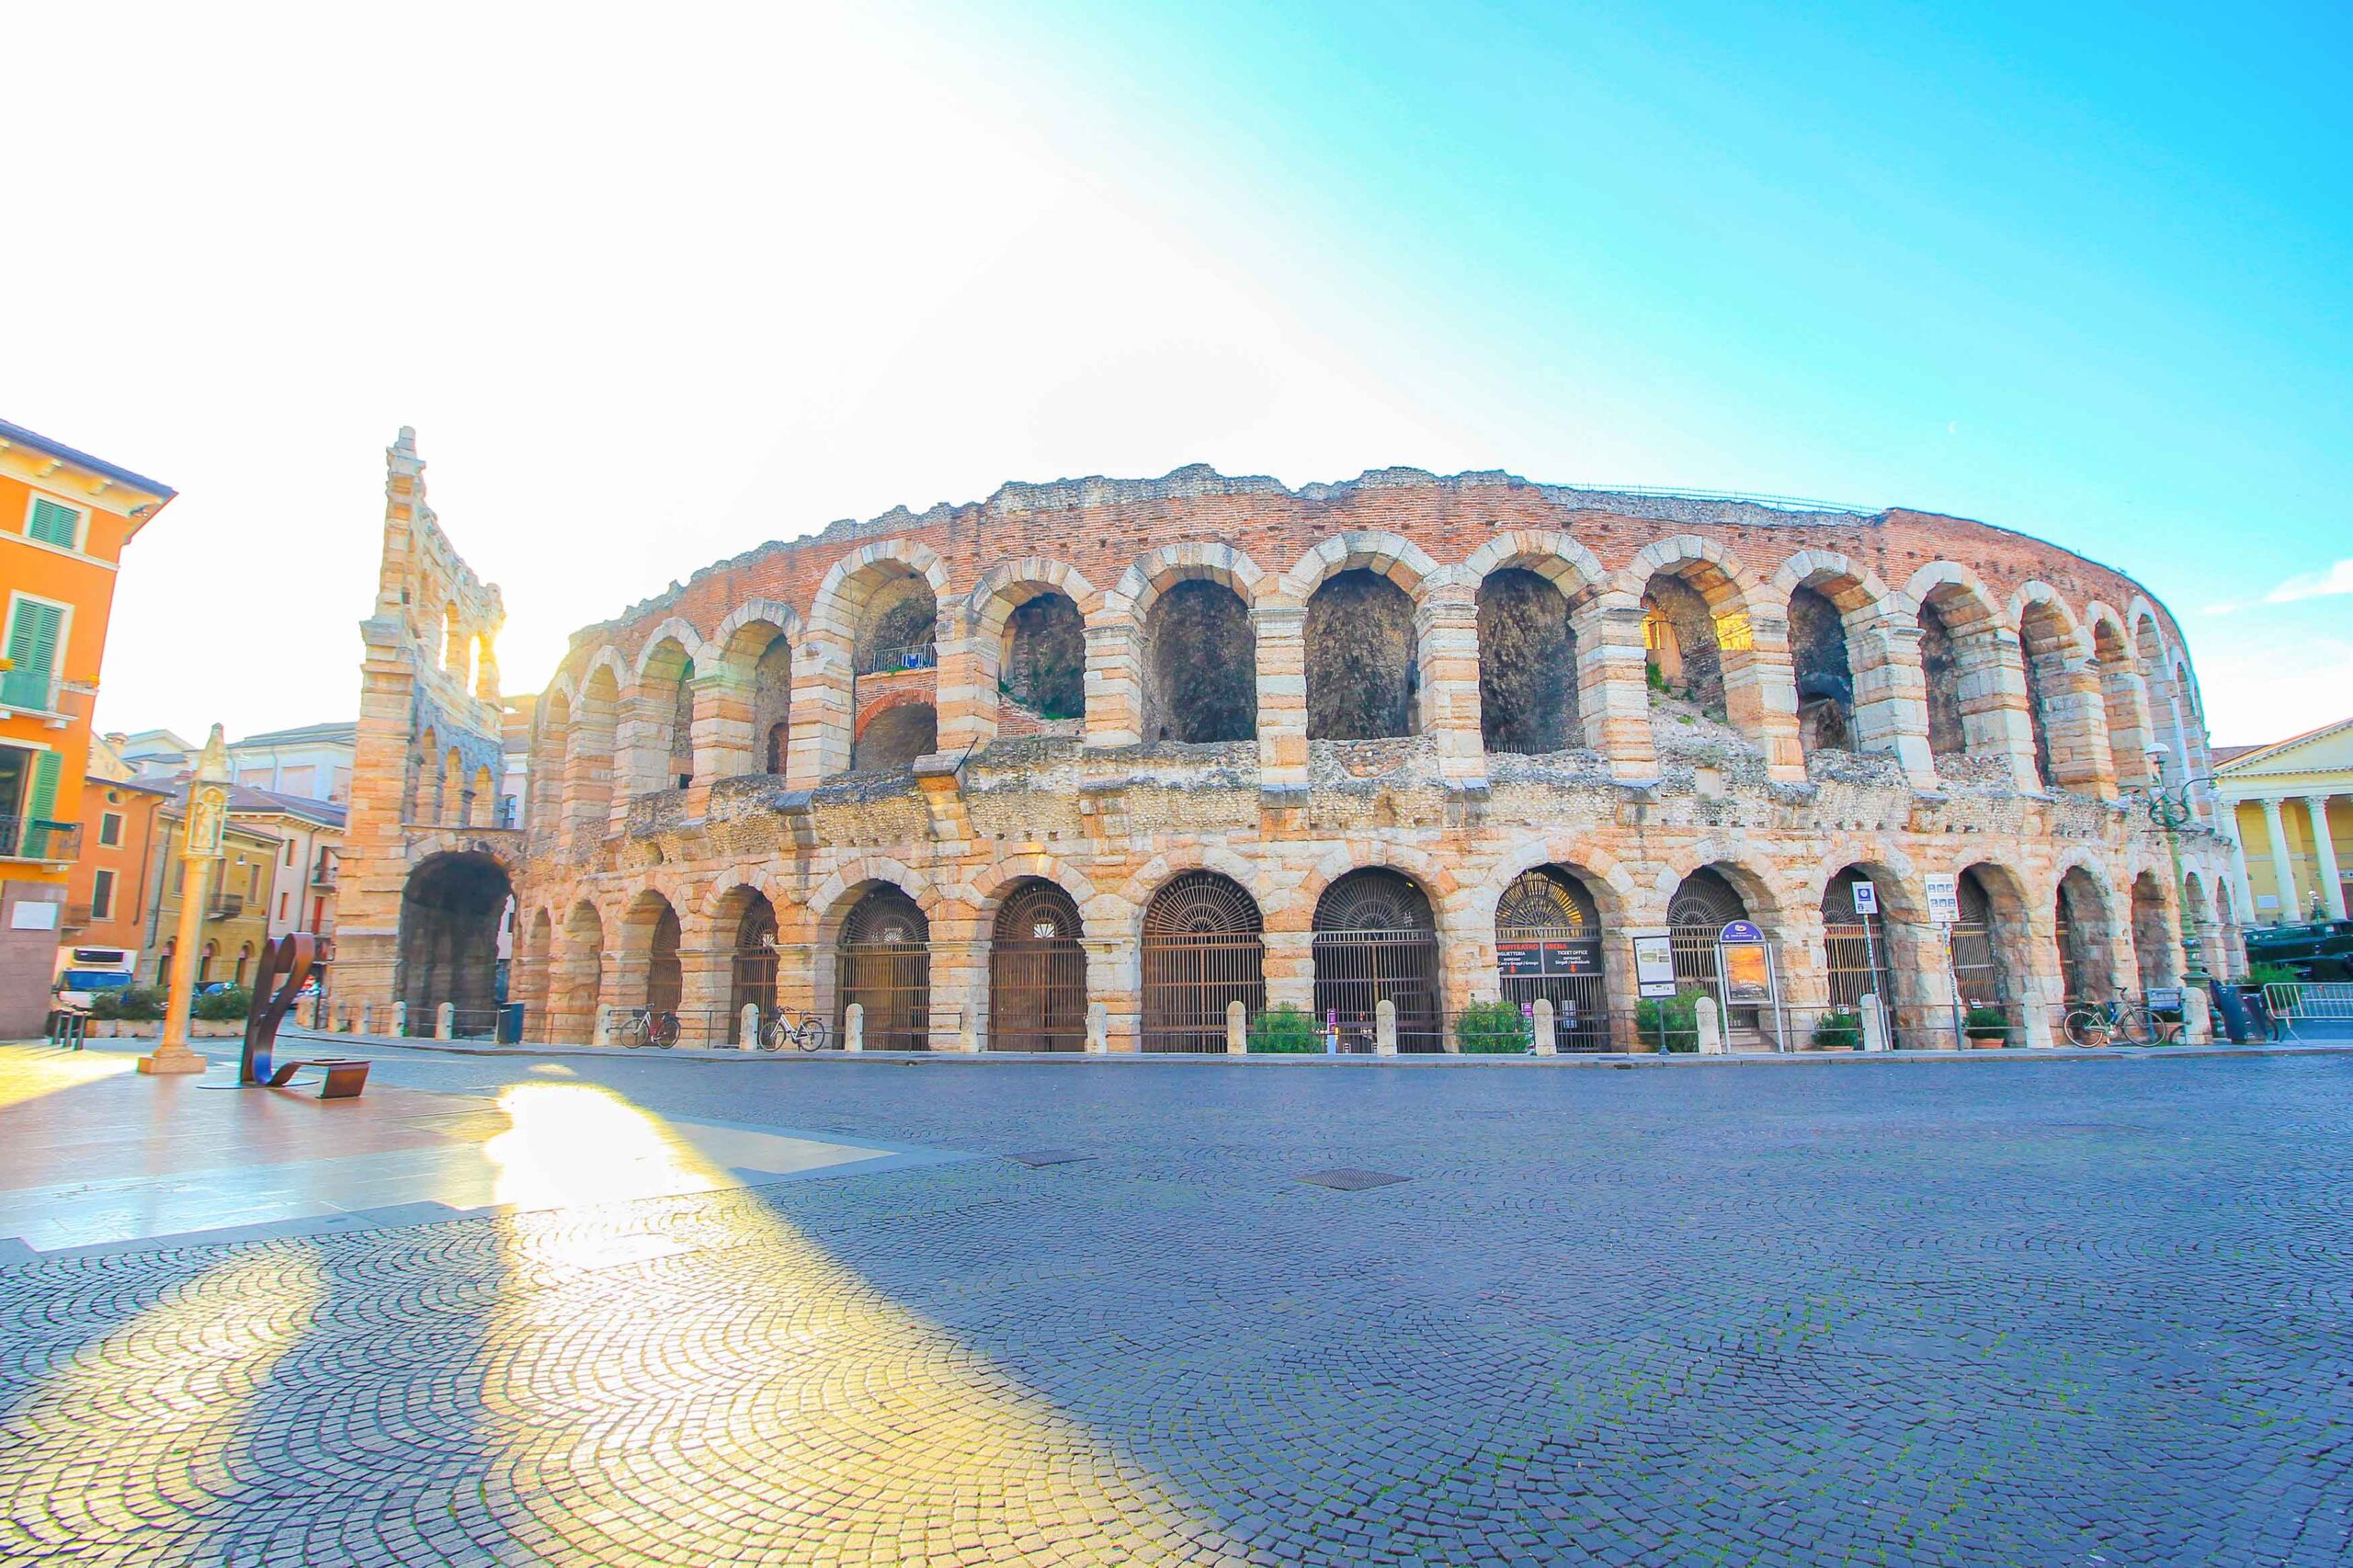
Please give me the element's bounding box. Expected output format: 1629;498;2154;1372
961;1015;979;1053
2183;986;2211;1045
593;1004;614;1048
1086;1001;1108;1054
1859;994;1888;1053
1532;999;1556;1056
845;1003;864;1052
1226;999;1247;1055
436;1002;455;1040
740;1004;761;1051
359;1001;373;1036
1695;995;1722;1055
1375;998;1397;1056
392;1001;407;1038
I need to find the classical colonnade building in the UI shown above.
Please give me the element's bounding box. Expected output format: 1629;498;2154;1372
339;442;2242;1052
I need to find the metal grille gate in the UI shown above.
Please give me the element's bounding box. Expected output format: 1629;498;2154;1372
1313;868;1442;1053
1140;871;1265;1053
838;887;930;1051
989;881;1086;1051
1495;868;1609;1051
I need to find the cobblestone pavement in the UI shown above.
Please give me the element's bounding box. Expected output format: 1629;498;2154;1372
3;1047;2349;1566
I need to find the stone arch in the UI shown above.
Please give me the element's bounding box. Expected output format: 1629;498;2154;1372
835;881;932;1051
1310;864;1444;1052
851;695;938;773
1127;551;1263;745
1116;846;1268;925
397;850;512;1034
2131;870;2178;993
625;633;699;797
1138;868;1266;1053
1951;861;2033;1039
2014;586;2097;791
798;542;951;781
551;899;605;1041
2053;860;2120;1004
616;886;684;1015
569;662;622;836
807;857;947;936
1621;536;1768;744
1114;540;1270;619
1769;552;1904;761
1303;568;1421;740
987;877;1088;1051
1905;562;2019;768
712;882;780;1026
960;850;1103;920
1475;838;1643;935
2086;606;2154;788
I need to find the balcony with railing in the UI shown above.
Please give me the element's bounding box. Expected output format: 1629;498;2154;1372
206;892;244;921
311;856;339;888
855;641;938;677
0;667;63;719
0;817;80;862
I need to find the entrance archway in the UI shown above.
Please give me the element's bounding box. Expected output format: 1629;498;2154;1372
1495;866;1608;1051
837;885;929;1051
988;880;1086;1051
397;851;512;1033
729;891;779;1023
1313;868;1441;1052
2055;869;2109;1004
1666;866;1769;1046
1949;865;2021;1039
1822;868;1898;1046
1140;871;1264;1052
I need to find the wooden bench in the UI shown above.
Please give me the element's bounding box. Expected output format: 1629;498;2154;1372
260;1058;372;1098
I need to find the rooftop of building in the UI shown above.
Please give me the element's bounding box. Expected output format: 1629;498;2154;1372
110;775;347;830
0;417;176;502
231;721;358;748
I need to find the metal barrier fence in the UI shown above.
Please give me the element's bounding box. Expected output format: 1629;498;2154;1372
2263;982;2353;1040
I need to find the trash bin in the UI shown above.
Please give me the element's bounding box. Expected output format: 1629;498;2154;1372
497;1003;525;1045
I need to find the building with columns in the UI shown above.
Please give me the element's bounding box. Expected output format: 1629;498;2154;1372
335;444;2241;1051
2215;718;2351;926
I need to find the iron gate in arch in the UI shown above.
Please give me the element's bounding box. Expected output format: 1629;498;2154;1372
730;896;779;1021
1313;868;1442;1052
989;880;1086;1051
837;886;930;1051
1495;866;1609;1051
1140;871;1265;1053
1822;869;1901;1047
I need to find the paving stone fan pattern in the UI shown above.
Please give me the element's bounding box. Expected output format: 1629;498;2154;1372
3;1051;2351;1566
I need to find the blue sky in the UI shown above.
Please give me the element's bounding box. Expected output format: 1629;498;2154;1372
9;2;2346;743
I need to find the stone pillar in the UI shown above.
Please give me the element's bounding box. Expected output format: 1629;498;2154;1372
1973;628;2044;790
1694;995;1722;1054
1731;612;1808;783
930;627;993;757
1531;998;1556;1056
1086;1001;1108;1054
611;688;671;823
2305;796;2345;920
740;1003;760;1050
2220;803;2261;932
2260;797;2302;922
1859;995;1888;1053
1254;604;1309;792
1084;936;1139;1053
1375;998;1398;1055
1415;580;1485;788
692;667;756;782
927;937;984;1052
1082;615;1142;750
786;641;852;787
843;1002;863;1051
2182;986;2212;1046
2100;666;2158;789
1226;999;1246;1055
1848;614;1938;787
1263;929;1315;1015
2040;655;2119;798
1576;596;1657;781
677;942;733;1048
435;1002;454;1040
392;1001;408;1037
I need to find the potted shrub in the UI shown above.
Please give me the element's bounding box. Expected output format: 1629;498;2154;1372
1456;1000;1533;1054
1963;1005;2010;1048
1246;1004;1319;1053
1634;989;1703;1053
1812;1008;1862;1051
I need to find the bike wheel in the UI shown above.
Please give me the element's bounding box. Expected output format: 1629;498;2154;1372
652;1012;679;1049
2062;1009;2100;1049
795;1017;829;1051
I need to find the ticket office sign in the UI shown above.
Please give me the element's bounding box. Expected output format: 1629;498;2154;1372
1495;940;1600;979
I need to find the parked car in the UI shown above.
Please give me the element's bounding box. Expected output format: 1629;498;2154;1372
2245;919;2353;982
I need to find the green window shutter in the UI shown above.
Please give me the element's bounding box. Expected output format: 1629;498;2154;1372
3;598;64;709
22;750;61;855
26;497;80;548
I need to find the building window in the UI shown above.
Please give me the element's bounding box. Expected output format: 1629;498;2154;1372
3;593;68;710
98;812;123;846
91;869;115;920
279;764;315;796
171;858;185;895
283;838;296;866
278;891;290;922
236;768;272;790
25;495;84;550
247;861;261;899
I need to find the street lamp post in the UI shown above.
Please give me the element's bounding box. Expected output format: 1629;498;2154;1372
137;725;232;1077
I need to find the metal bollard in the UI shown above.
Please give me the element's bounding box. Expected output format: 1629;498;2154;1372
1375;998;1397;1056
844;1003;864;1052
1226;999;1246;1055
1532;999;1556;1056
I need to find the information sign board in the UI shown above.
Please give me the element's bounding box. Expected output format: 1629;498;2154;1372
1851;881;1878;915
1925;872;1960;926
1631;931;1677;998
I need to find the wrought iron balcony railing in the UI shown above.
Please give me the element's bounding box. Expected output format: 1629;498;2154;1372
0;817;80;862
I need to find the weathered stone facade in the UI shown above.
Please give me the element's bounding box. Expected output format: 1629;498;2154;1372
344;457;2243;1052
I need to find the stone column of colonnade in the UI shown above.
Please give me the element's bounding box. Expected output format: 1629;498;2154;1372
676;933;734;1047
2259;798;2302;920
1254;604;1309;792
784;639;852;789
1847;612;1939;789
690;665;756;784
1963;625;2045;790
1574;595;1658;781
610;687;674;825
2306;796;2346;920
1081;617;1142;749
2042;654;2121;799
1084;932;1140;1053
1724;609;1809;785
1262;929;1314;1020
2099;665;2160;790
1414;579;1487;789
927;928;986;1051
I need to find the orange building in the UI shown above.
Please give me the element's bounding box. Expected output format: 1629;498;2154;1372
0;418;175;1036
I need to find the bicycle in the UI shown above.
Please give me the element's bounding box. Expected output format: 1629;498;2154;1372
2062;994;2184;1049
759;1007;831;1051
618;1006;680;1049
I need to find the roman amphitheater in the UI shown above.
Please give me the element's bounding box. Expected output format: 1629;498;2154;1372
336;438;2245;1054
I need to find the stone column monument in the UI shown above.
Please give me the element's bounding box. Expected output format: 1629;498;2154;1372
140;725;231;1076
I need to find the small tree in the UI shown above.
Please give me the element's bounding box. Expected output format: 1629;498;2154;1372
1812;1008;1862;1051
1247;1005;1320;1053
1636;988;1704;1051
192;985;253;1022
1456;1001;1533;1053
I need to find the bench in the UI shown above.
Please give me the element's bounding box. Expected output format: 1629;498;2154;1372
259;1058;372;1099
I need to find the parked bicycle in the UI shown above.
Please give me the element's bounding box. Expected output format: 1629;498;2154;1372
759;1007;831;1051
618;1006;680;1049
2062;994;2185;1049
